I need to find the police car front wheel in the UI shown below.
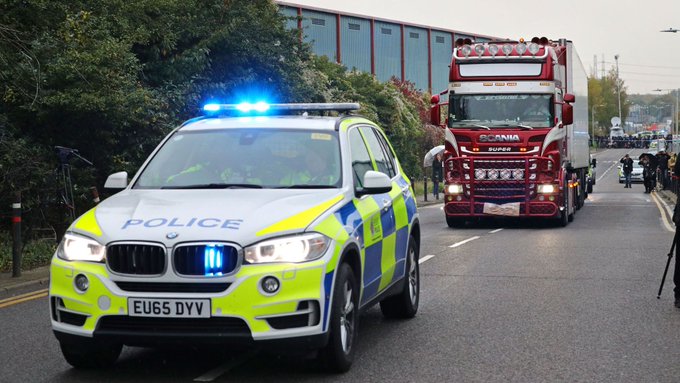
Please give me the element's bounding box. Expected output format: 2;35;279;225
319;262;358;373
59;338;122;369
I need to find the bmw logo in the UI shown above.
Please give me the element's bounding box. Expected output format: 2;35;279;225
166;232;179;239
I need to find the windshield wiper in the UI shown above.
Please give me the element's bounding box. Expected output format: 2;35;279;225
162;183;263;189
490;123;534;130
275;185;336;189
449;121;490;130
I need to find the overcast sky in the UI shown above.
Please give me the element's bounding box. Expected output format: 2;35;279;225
288;0;680;95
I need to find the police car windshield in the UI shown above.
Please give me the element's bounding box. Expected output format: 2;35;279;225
449;94;554;128
134;129;342;189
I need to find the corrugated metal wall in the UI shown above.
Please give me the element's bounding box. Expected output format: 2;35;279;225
431;31;452;93
374;21;401;83
340;16;371;73
300;10;337;61
278;4;497;93
279;6;299;31
404;26;428;91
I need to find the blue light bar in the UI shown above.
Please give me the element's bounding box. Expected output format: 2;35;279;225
204;244;224;277
201;102;360;115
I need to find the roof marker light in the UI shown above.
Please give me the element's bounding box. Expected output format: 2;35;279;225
502;43;513;56
460;45;472;57
474;44;485;57
488;44;499;56
516;43;527;56
528;43;540;56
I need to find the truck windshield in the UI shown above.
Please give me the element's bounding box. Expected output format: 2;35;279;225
449;94;554;128
134;129;342;189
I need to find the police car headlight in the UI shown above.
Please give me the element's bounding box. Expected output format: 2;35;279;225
244;233;330;264
56;233;106;263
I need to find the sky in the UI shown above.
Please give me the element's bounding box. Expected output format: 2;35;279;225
286;0;680;95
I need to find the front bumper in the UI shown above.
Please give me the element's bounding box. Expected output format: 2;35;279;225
49;257;333;347
444;199;559;217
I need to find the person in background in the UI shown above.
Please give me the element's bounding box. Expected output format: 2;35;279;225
640;155;654;193
657;151;670;190
432;153;443;200
620;154;633;188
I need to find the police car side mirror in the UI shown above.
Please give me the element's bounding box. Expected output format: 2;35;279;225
359;171;392;196
105;171;128;189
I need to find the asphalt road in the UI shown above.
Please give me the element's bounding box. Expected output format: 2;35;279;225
3;148;680;382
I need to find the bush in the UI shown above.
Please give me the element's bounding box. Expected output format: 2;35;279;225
0;232;56;272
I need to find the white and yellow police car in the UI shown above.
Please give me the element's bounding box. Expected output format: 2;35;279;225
50;102;420;372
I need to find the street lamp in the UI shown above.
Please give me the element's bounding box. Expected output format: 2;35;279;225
614;54;622;124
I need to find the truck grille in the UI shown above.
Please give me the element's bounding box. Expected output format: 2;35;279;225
174;244;239;276
107;244;166;275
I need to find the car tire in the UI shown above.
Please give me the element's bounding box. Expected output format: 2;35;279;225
380;235;420;319
60;338;122;369
319;263;358;373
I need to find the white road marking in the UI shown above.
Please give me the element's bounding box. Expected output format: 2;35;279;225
449;236;480;248
650;192;675;233
419;255;435;264
488;228;504;234
596;160;620;183
193;349;258;382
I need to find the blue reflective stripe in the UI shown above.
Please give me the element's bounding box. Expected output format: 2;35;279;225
335;201;364;247
362;242;382;304
370;194;396;237
323;271;334;331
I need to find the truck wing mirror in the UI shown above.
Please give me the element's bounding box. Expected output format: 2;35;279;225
563;93;575;103
430;95;441;126
562;103;573;126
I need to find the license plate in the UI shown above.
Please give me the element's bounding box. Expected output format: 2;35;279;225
483;202;520;217
128;298;211;318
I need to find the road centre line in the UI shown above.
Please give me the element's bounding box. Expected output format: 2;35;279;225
419;255;435;264
450;236;480;248
0;289;48;309
488;228;504;234
651;192;675;233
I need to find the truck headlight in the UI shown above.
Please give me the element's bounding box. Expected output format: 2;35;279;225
537;184;557;194
56;233;106;262
446;184;463;194
244;233;330;264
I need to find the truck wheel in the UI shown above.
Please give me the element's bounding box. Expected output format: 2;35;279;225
446;216;464;228
587;179;593;194
380;235;419;319
60;338;122;369
559;186;569;227
319;263;358;373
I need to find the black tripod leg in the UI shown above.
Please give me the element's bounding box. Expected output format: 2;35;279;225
658;229;680;298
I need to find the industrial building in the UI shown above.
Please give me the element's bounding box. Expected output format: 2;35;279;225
277;1;502;93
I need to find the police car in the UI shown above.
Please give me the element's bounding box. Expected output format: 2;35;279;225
49;102;420;372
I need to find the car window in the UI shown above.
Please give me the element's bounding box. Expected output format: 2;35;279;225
348;127;373;189
359;126;395;178
373;129;399;176
134;129;341;189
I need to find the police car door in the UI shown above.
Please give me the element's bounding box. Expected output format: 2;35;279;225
357;126;400;302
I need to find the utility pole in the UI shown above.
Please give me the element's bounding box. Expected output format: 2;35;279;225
615;54;622;124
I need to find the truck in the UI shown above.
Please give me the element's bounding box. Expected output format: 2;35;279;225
430;37;590;227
